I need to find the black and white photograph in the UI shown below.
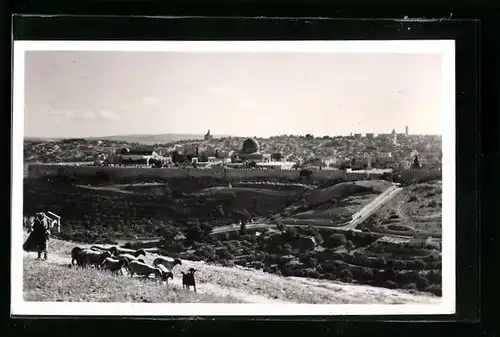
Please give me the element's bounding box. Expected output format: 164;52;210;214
12;40;455;316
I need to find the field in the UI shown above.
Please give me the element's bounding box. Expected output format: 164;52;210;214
23;234;440;304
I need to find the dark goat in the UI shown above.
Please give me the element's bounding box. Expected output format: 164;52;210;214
76;249;112;268
181;268;198;293
70;247;84;266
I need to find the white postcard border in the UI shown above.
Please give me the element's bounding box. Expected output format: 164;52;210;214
12;40;456;316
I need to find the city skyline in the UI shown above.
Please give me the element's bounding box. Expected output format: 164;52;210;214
24;50;443;138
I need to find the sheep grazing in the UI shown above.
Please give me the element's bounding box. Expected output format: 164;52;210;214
127;260;163;279
70;247;84;266
181;268;198;293
101;257;129;274
152;256;182;272
76;249;112;268
115;247;147;256
117;253;146;264
157;264;174;283
90;245;118;256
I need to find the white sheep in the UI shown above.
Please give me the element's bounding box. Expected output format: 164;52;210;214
117;253;146;263
76;249;112;268
152;256;182;272
127;260;163;279
90;245;118;256
157;264;174;283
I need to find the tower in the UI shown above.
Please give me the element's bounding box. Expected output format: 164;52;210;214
204;129;213;141
405;125;409;136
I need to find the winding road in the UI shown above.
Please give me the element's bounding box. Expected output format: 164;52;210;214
210;184;409;240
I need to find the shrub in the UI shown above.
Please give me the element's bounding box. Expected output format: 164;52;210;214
216;246;232;260
321;260;337;273
424;284;442;296
383;280;399;289
353;254;369;266
360;268;374;281
402;283;418;290
327;233;347;248
200;245;216;259
225;242;238;254
393;260;407;270
330;252;345;261
343;254;353;264
416;275;430;290
427;270;442;284
323;273;335;280
169;241;185;253
306;269;321;279
292;269;306;277
256;251;266;261
414;259;426;270
307;257;319;268
218;259;234;267
339;268;353;279
283;243;293;255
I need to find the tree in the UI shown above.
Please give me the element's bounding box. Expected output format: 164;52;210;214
171;150;181;163
412;155;421;169
216;205;225;217
271;152;283;161
328;233;347;248
184;221;210;244
234;209;251;236
274;217;286;232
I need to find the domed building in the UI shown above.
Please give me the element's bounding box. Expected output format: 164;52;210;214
231;138;270;162
241;138;260;154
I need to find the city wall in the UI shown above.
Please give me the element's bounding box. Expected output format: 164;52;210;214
27;164;387;182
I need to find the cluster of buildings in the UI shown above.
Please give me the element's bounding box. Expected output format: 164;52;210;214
99;126;440;172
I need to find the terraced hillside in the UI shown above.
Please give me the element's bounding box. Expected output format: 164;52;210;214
359;180;442;237
280;180;393;226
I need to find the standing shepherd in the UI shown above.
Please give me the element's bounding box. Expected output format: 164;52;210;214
23;212;51;260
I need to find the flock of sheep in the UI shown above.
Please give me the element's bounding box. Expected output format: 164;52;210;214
70;245;198;292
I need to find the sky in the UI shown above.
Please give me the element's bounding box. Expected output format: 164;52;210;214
23;51;443;138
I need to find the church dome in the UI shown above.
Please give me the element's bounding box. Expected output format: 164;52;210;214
241;138;260;154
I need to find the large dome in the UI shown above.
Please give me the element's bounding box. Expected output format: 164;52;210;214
241;138;260;154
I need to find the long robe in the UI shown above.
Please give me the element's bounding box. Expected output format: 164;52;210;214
23;218;49;252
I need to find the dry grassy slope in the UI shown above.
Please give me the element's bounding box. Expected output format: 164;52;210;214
23;234;440;304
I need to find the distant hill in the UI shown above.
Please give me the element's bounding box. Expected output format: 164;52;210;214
25;133;233;145
91;133;233;144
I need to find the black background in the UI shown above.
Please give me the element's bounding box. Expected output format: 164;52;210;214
4;1;497;337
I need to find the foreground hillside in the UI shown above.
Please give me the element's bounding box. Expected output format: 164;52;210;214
23;235;441;304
